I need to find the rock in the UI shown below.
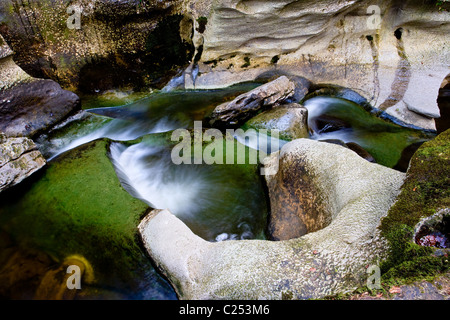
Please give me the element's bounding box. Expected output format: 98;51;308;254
0;136;46;192
310;114;351;134
0;0;193;91
138;139;405;299
346;273;450;300
209;76;296;127
266;139;402;241
0;247;55;300
0;79;80;138
393;141;424;172
0;34;81;138
392;281;448;300
379;129;450;280
243;103;309;141
0;34;32;91
414;209;450;249
436;77;450;134
319;140;376;164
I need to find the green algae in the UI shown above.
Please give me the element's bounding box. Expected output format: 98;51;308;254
0;139;174;298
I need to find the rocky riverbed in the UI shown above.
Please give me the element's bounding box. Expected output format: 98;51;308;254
0;0;448;300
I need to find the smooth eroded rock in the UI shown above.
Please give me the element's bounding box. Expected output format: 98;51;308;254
138;139;405;300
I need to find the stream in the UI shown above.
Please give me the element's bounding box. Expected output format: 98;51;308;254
0;83;436;300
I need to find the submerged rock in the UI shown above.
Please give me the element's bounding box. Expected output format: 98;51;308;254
0;135;46;192
243;103;309;141
138;139;405;299
34;255;93;300
209;76;296;128
345;142;376;164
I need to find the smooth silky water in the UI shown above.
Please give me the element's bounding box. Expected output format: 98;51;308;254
0;85;436;300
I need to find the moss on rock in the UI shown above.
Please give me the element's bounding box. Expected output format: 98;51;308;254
379;129;450;283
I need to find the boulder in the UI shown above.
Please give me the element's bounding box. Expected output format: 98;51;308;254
0;34;31;90
0;79;80;138
138;138;405;299
0;34;80;138
209;76;296;127
243;103;309;141
345;142;376;163
0;135;46;192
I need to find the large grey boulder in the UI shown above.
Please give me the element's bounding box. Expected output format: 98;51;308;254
138;138;405;299
0;79;81;138
209;76;296;127
0;134;46;192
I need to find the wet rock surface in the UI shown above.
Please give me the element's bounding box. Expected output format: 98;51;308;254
344;273;450;300
0;79;80;138
186;0;449;131
0;0;192;91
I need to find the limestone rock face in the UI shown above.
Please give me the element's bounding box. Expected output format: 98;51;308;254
209;76;296;127
0;135;46;192
183;0;450;130
138;139;405;300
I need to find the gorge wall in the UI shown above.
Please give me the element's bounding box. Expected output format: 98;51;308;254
183;0;449;131
0;0;449;130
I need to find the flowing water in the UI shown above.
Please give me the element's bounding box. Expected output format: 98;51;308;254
303;96;435;169
0;83;269;300
0;84;436;300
